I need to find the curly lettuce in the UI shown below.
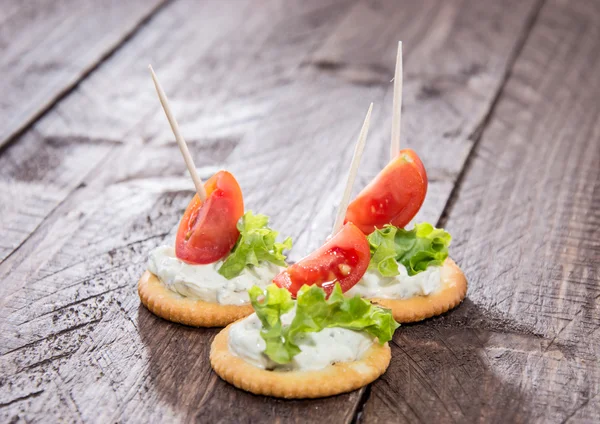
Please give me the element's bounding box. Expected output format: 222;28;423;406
218;211;292;279
367;223;451;277
248;284;399;364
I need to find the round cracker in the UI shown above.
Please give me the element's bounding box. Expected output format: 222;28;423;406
137;270;253;327
210;324;391;399
369;258;467;323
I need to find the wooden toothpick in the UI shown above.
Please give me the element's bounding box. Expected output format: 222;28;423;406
390;41;403;161
331;103;373;236
148;65;207;201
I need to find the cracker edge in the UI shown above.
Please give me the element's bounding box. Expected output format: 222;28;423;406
210;324;391;399
138;270;253;327
369;258;467;323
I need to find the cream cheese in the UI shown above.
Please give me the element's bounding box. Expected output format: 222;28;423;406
346;263;442;299
228;310;374;371
147;245;282;305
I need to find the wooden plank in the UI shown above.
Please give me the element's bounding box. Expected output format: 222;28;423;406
0;0;166;149
0;133;119;263
0;0;541;422
360;0;600;422
0;0;166;259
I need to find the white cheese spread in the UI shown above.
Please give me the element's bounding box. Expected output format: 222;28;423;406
346;262;442;299
147;245;282;305
228;310;374;371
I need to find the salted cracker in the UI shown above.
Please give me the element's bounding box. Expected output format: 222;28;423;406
138;270;253;327
210;324;391;399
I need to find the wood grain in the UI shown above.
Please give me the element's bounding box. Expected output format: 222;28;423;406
360;0;600;422
0;0;582;422
0;0;166;149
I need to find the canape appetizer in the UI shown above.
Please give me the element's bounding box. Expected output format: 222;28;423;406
138;67;291;327
345;220;466;323
211;104;401;398
139;203;292;327
210;280;398;398
343;43;467;322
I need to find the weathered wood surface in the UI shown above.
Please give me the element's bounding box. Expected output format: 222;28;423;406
0;0;597;422
0;0;166;150
361;0;600;422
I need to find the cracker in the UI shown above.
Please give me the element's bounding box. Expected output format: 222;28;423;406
210;324;391;399
369;258;467;323
138;270;253;327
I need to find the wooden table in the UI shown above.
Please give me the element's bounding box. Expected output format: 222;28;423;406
1;0;599;422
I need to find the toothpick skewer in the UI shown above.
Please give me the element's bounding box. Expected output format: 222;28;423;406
390;41;403;161
149;65;207;201
331;103;373;236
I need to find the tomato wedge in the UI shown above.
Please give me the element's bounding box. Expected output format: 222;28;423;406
345;148;427;234
175;170;244;264
273;223;370;297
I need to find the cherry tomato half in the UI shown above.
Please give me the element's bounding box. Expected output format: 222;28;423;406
345;149;427;234
175;170;244;264
273;223;370;297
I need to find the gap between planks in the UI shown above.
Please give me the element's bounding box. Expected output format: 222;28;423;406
0;1;172;267
0;0;171;155
437;0;546;229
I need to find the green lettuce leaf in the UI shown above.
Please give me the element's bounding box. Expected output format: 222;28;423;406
248;285;298;363
367;222;451;277
218;211;292;279
248;284;400;364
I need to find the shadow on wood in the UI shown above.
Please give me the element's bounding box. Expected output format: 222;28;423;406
369;299;541;423
136;305;361;423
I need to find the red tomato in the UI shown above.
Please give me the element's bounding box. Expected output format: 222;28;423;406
345;149;427;234
175;171;244;264
273;223;370;297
